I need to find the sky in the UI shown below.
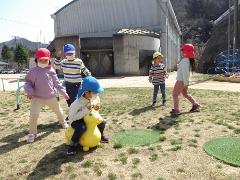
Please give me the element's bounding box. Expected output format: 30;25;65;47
0;0;72;44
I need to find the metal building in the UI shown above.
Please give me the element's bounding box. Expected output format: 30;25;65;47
49;0;181;76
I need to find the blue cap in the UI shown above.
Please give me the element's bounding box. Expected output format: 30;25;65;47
63;44;75;54
77;76;104;98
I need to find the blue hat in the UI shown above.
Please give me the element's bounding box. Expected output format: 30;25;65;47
63;44;75;54
77;76;104;98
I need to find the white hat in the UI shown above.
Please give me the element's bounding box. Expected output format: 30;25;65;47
153;52;163;59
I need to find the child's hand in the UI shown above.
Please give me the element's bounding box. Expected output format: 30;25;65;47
64;94;70;100
166;74;169;78
94;104;101;111
87;105;92;111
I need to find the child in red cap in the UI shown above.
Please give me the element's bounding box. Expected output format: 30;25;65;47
24;48;70;142
170;44;200;115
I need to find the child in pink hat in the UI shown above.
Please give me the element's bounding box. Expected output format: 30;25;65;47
170;44;200;115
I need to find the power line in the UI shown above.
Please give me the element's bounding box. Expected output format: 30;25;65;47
0;16;52;43
0;16;48;28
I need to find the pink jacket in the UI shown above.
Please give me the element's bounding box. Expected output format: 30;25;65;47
24;66;68;99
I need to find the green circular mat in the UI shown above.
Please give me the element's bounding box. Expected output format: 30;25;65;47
112;129;160;147
203;137;240;166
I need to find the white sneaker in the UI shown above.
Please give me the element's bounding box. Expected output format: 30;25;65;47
61;121;69;129
27;134;37;143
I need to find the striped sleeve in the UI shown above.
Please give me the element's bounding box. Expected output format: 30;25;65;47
61;58;90;83
149;65;153;80
53;59;62;70
162;64;167;76
80;61;91;77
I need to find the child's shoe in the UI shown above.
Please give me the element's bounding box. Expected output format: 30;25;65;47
27;133;37;143
67;145;77;155
162;100;167;105
190;104;200;112
61;121;69;129
65;116;69;122
101;135;109;143
170;109;180;115
152;101;156;106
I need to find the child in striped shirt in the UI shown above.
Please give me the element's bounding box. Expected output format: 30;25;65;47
60;44;91;107
149;52;168;106
52;50;62;75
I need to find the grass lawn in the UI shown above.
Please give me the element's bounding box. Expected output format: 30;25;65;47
0;88;240;179
203;137;240;167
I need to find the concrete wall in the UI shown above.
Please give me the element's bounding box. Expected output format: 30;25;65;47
113;34;160;75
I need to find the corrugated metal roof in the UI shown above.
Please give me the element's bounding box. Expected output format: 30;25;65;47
53;0;78;15
53;0;164;38
52;0;181;35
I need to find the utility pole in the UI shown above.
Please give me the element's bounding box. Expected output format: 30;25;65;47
233;0;239;71
12;36;19;72
228;0;232;73
233;0;239;49
228;0;231;57
40;29;42;48
166;12;169;72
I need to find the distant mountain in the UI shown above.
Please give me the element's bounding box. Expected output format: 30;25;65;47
0;38;48;52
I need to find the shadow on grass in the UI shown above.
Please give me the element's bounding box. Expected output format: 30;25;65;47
150;111;196;131
27;144;92;180
129;105;163;116
0;122;61;156
150;116;178;131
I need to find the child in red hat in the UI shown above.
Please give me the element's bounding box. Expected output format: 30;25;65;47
170;44;200;115
24;48;70;142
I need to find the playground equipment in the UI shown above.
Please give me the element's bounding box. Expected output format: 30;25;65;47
208;49;240;74
0;77;25;110
0;75;63;110
65;110;103;151
16;84;24;110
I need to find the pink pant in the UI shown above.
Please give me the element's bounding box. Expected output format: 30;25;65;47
172;81;198;112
